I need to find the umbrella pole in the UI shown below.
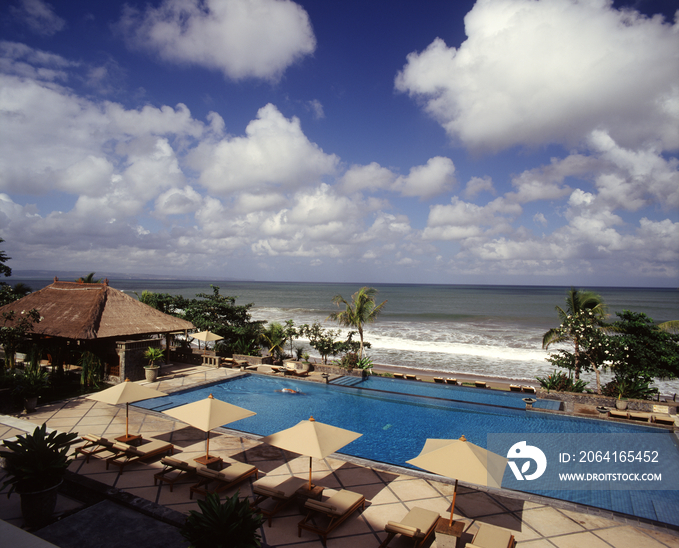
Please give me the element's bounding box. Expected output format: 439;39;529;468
206;431;210;460
309;456;313;491
449;479;458;526
125;402;129;438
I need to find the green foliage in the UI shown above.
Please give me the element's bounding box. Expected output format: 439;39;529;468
76;272;101;283
334;351;359;371
180;286;262;354
260;322;286;362
327;287;387;359
604;311;679;398
229;337;261;357
0;423;78;495
77;351;103;387
356;355;374;374
536;370;589;393
135;291;186;316
14;366;50;398
0;239;11;278
299;321;341;364
543;288;607;380
1;308;42;370
144;347;165;366
181;491;264;548
602;376;656;400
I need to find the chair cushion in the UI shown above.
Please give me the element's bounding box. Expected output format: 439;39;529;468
472;523;513;548
399;507;439;538
385;522;419;537
220;462;255;481
305;499;337;513
83;434;104;443
254;476;306;498
112;441;132;452
326;489;364;515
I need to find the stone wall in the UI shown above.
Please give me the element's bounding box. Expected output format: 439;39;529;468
232;354;273;365
537;389;678;414
312;363;366;377
116;339;161;382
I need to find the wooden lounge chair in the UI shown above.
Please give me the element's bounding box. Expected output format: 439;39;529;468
378;507;439;548
75;434;116;463
475;380;488;388
405;374;418;381
653;414;676;426
189;461;258;499
393;373;405;379
509;385;522;392
608;409;629;419
154;456;200;492
251;476;308;526
628;411;652;422
298;489;366;545
466;522;515;548
434;377;444;383
105;439;174;474
445;378;457;385
522;386;536;394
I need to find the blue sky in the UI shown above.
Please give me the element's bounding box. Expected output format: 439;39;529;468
0;0;677;287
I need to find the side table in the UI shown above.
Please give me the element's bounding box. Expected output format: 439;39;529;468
435;517;465;548
194;455;223;470
296;484;324;513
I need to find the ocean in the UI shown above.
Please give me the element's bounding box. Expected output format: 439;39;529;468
12;278;679;395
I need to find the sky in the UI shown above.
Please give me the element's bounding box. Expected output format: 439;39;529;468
0;0;677;287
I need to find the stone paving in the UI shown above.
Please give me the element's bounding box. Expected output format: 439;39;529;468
2;364;679;548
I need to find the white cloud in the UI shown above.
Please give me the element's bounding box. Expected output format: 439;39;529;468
10;0;65;37
155;186;204;216
424;196;522;240
393;156;456;199
307;99;325;120
464;176;495;199
395;0;679;152
190;104;339;194
118;0;316;82
341;162;395;193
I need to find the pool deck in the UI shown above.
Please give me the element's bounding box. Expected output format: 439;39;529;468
2;363;679;548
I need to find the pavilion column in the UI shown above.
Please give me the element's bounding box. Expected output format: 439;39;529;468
165;333;171;364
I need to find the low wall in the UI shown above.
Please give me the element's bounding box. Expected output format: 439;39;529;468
232;354;273;365
312;363;366;377
537;389;678;414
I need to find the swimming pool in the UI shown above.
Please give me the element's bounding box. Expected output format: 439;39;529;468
136;374;679;526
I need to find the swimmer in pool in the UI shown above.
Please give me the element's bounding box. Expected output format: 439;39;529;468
276;388;303;394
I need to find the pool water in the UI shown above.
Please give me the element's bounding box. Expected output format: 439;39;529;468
135;374;679;526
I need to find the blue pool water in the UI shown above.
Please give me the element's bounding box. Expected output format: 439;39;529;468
136;374;679;526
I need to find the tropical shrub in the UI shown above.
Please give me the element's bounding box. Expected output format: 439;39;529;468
144;347;165;366
180;491;264;548
77;351;103;387
536;370;589;393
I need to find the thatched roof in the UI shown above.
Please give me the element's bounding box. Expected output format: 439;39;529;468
0;280;194;340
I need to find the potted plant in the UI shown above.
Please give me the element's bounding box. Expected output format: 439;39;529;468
14;367;49;413
0;423;78;528
143;347;164;382
181;490;264;548
615;378;629;410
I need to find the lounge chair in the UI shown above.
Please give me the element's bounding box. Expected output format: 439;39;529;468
653;414;676;426
405;374;418;381
189;460;258;499
393;373;405;379
522;386;536;394
445;378;457;385
251;476;308;526
298;489;366;545
378;507;439;548
466;522;515;548
475;381;488;388
154;456;200;492
105;439;174;474
509;385;522;392
433;377;444;383
628;411;652;422
75;434;116;463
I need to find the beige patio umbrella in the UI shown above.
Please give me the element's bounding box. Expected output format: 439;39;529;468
260;416;362;490
86;379;167;441
163;394;255;464
407;435;507;526
190;330;223;352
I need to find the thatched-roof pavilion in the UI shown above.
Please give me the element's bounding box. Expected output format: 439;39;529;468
0;279;194;382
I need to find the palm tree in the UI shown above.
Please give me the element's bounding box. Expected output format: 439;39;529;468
542;288;607;380
327;287;387;359
76;272;101;283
